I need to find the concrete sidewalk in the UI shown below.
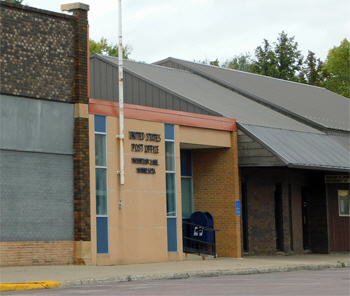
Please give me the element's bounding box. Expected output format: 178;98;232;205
0;254;349;291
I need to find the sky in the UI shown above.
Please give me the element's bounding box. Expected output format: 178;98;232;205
26;0;349;64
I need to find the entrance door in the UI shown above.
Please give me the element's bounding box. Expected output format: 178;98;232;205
301;187;310;250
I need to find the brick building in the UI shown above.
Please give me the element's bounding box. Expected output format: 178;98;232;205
0;2;90;266
1;1;348;267
90;55;349;264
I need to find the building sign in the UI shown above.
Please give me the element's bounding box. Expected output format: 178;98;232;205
325;175;350;183
129;131;160;174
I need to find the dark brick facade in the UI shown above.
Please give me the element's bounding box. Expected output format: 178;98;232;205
0;2;75;102
68;5;91;242
240;167;330;255
71;8;88;104
74;117;91;241
0;2;91;265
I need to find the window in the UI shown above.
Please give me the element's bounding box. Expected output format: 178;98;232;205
180;149;193;218
165;125;176;217
165;124;177;252
94;115;108;254
338;190;349;216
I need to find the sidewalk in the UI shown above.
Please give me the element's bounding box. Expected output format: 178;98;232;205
1;253;349;291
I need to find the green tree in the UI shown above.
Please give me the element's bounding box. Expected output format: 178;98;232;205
323;38;350;98
222;53;253;72
253;31;303;81
299;51;324;86
89;37;132;59
2;0;23;3
210;58;220;67
252;39;278;77
273;31;303;81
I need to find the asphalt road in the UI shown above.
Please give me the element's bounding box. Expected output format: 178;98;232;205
4;268;350;296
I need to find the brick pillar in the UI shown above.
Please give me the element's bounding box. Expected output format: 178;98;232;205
193;131;242;257
61;3;91;265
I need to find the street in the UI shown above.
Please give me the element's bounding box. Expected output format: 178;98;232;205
3;268;350;296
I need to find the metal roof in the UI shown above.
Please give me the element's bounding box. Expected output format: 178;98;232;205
239;123;350;172
156;58;350;132
96;55;321;133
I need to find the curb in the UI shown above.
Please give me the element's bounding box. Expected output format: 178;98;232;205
1;262;348;291
59;262;349;288
0;281;61;292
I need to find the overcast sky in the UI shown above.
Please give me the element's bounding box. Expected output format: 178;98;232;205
27;0;349;64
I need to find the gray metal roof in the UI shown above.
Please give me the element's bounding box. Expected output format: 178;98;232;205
239;123;350;172
96;55;321;133
156;58;350;132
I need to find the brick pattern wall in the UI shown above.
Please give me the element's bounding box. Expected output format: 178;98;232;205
239;167;328;255
0;2;75;101
193;132;241;257
74;118;91;241
0;241;74;266
70;7;91;243
0;2;90;265
72;8;88;104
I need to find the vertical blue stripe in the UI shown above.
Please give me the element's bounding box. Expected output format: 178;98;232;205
180;149;192;176
165;124;174;140
167;218;177;252
95;115;106;133
97;217;108;253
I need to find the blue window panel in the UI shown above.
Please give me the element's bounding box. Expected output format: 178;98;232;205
180;149;192;176
95;115;106;133
164;124;174;140
167;217;177;252
97;217;108;253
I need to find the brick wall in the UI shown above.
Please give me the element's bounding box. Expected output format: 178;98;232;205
0;2;90;266
0;2;75;101
240;167;329;255
74;117;91;241
70;5;91;245
192;132;241;257
0;241;74;266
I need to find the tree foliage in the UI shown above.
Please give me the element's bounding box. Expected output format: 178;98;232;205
222;53;253;72
299;50;324;86
253;31;302;81
323;38;350;98
89;37;132;59
2;0;23;3
252;39;278;77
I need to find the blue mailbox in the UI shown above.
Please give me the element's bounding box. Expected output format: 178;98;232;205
189;211;215;250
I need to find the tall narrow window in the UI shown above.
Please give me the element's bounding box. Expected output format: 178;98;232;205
95;115;108;254
181;149;193;219
165;124;177;251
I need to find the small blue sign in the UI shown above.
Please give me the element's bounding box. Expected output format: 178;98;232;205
236;200;241;216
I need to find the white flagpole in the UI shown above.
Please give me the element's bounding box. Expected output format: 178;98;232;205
117;0;125;208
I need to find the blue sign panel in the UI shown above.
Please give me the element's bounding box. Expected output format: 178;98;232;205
236;200;241;216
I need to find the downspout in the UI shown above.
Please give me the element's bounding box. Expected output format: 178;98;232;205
116;0;125;208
